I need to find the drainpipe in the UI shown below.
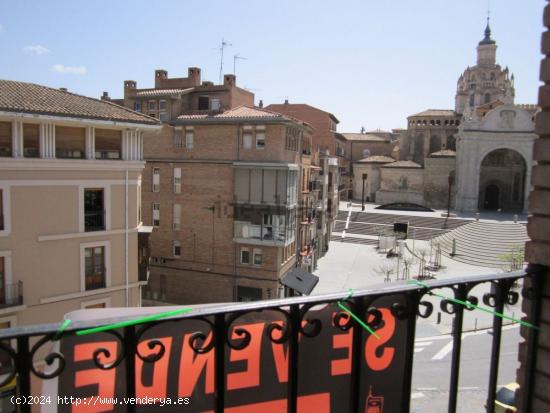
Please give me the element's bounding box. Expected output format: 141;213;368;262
125;168;129;307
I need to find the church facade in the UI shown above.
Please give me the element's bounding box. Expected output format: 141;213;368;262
353;20;537;213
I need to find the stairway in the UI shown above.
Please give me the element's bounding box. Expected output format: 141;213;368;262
431;221;529;269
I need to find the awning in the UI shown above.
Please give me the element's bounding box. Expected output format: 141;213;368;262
280;267;319;295
138;225;154;233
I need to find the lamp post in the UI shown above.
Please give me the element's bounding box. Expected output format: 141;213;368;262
361;173;368;211
445;172;455;228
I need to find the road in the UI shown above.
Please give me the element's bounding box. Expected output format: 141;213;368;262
410;324;521;412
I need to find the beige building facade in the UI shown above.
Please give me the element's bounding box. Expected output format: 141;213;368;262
0;80;160;328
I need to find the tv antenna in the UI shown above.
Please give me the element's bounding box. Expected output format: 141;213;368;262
233;54;247;75
218;38;232;84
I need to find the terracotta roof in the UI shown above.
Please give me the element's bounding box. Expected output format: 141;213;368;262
382;160;423;168
136;88;194;97
409;109;457;118
177;106;310;128
265;103;339;124
0;79;159;125
340;133;390;142
429;150;457;157
356;155;395;163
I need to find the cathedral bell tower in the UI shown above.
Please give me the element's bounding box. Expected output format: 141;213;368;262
477;18;497;66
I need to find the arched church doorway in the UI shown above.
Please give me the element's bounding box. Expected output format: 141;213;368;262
478;148;526;212
484;185;500;210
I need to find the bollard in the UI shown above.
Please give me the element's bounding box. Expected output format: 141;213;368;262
437;312;441;324
451;239;456;256
513;214;518;224
474;318;478;331
475;212;480;221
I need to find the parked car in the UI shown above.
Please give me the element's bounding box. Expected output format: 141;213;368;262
495;382;519;413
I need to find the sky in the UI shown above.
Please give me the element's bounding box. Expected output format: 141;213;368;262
0;0;544;131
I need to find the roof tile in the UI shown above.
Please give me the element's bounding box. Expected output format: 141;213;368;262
0;79;159;125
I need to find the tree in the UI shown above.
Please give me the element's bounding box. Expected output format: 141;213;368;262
374;262;395;283
498;245;525;272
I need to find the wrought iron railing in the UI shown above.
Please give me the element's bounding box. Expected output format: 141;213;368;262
0;281;23;309
0;267;543;413
84;210;105;232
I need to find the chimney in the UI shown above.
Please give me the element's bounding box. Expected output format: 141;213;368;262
259;99;263;108
188;67;201;86
59;87;68;92
224;74;236;87
124;80;137;99
155;69;168;88
101;91;110;101
284;99;289;104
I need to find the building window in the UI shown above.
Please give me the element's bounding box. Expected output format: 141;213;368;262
236;286;262;302
469;94;475;107
148;101;157;111
253;249;263;266
81;298;111;309
174;129;183;148
84;189;105;232
185;129;194;149
159;112;168;122
84;246;106;290
173;240;181;257
173;168;182;194
134;101;142;112
0;122;12;157
484;93;491;104
152;168;160;192
243;133;252;149
285;126;300;151
198;96;209;110
256;132;265;149
55;126;86;159
240;248;250;264
23;124;39;158
159;100;167;110
95;129;122;160
211;98;221;111
152;203;160;227
173;203;181;230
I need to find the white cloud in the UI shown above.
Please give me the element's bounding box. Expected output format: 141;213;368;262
23;45;50;55
51;64;87;75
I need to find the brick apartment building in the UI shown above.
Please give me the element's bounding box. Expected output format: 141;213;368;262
107;68;339;304
265;102;342;253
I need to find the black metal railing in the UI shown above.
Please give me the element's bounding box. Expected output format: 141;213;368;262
0;267;543;413
84;210;105;232
0;281;23;309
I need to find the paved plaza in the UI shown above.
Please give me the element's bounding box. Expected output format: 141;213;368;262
313;201;526;335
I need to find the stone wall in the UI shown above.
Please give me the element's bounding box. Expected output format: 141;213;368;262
516;3;550;411
376;166;425;205
423;156;456;209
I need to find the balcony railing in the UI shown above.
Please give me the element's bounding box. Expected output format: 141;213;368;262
0;268;542;413
0;281;23;309
234;221;287;243
85;272;106;290
84;210;105;232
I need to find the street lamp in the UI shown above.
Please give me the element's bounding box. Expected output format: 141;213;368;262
445;172;455;227
361;173;368;211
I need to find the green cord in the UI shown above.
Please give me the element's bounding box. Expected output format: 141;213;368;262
337;301;381;340
407;280;540;330
76;308;193;336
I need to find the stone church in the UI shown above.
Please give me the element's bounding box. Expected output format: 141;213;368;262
353;20;538;213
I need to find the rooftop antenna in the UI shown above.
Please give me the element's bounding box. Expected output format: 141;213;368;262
233;54;247;75
218;38;232;84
